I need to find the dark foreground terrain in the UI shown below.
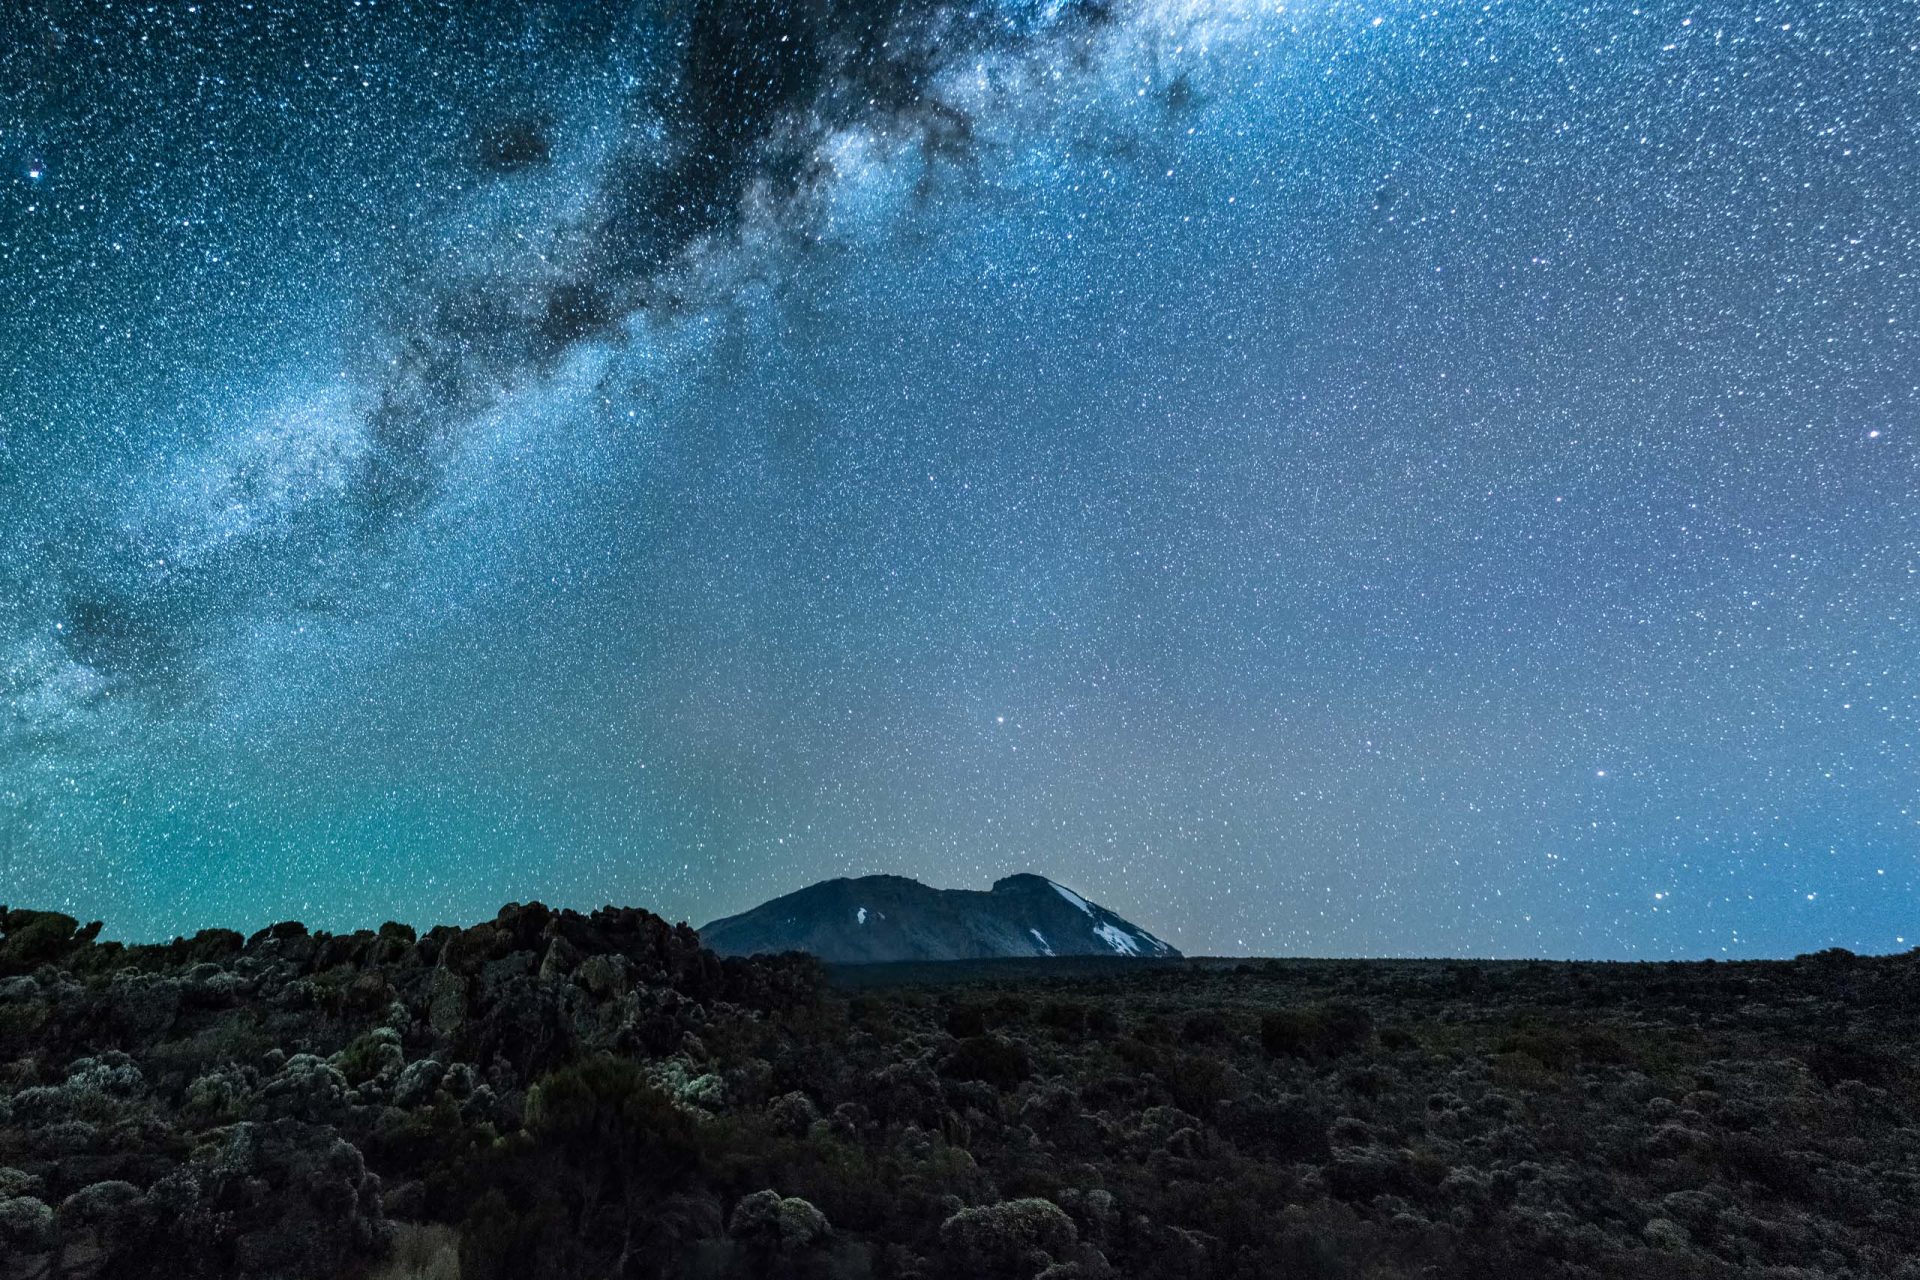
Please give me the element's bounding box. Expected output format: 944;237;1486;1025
2;905;1918;1280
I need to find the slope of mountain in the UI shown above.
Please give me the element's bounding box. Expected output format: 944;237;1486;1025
697;873;1180;963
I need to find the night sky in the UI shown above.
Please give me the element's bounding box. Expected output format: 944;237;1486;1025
1;0;1914;958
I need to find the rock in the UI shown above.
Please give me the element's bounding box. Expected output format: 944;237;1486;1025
539;933;583;980
246;921;317;967
370;922;416;966
573;953;630;998
438;922;508;976
479;951;536;1001
346;969;390;1010
427;968;468;1037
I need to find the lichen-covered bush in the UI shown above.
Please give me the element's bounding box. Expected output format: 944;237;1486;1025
938;1197;1078;1277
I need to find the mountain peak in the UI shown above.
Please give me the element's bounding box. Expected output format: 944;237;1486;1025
699;873;1179;964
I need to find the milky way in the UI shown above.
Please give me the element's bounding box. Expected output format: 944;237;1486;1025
1;0;1915;956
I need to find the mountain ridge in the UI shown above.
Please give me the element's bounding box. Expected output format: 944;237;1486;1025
698;872;1180;964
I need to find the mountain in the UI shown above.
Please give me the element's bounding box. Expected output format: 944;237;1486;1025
697;873;1180;964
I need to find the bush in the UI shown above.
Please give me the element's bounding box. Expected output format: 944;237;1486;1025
1037;1000;1088;1034
0;912;97;975
728;1189;830;1251
1166;1053;1237;1119
1224;1095;1330;1163
938;1198;1077;1278
946;1003;989;1038
1259;1003;1371;1060
456;1056;703;1279
1804;1040;1899;1088
1379;1026;1419;1052
1180;1010;1231;1044
1318;1003;1373;1056
1260;1009;1317;1057
369;1223;461;1280
941;1035;1032;1091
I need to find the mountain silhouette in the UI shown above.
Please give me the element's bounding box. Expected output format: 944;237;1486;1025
699;873;1180;964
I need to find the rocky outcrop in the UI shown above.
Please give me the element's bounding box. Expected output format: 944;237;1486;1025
0;901;819;1279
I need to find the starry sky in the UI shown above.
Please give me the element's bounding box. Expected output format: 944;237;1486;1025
1;0;1914;958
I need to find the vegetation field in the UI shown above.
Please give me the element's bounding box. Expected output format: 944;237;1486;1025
2;905;1916;1279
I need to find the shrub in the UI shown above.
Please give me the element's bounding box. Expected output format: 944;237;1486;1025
1260;1009;1316;1057
1318;1002;1373;1056
335;1027;405;1085
1224;1095;1330;1163
1341;1065;1392;1098
946;1004;989;1038
1259;1004;1371;1060
1804;1040;1899;1088
941;1035;1032;1091
369;1223;461;1280
456;1056;703;1279
728;1189;830;1251
1180;1010;1231;1044
989;994;1032;1022
1499;1026;1578;1072
1037;1000;1087;1034
938;1198;1077;1278
1166;1053;1237;1119
0;912;97;975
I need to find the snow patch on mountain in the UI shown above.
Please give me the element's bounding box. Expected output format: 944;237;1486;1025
1049;880;1094;915
856;907;868;925
1029;928;1054;957
1093;922;1143;955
